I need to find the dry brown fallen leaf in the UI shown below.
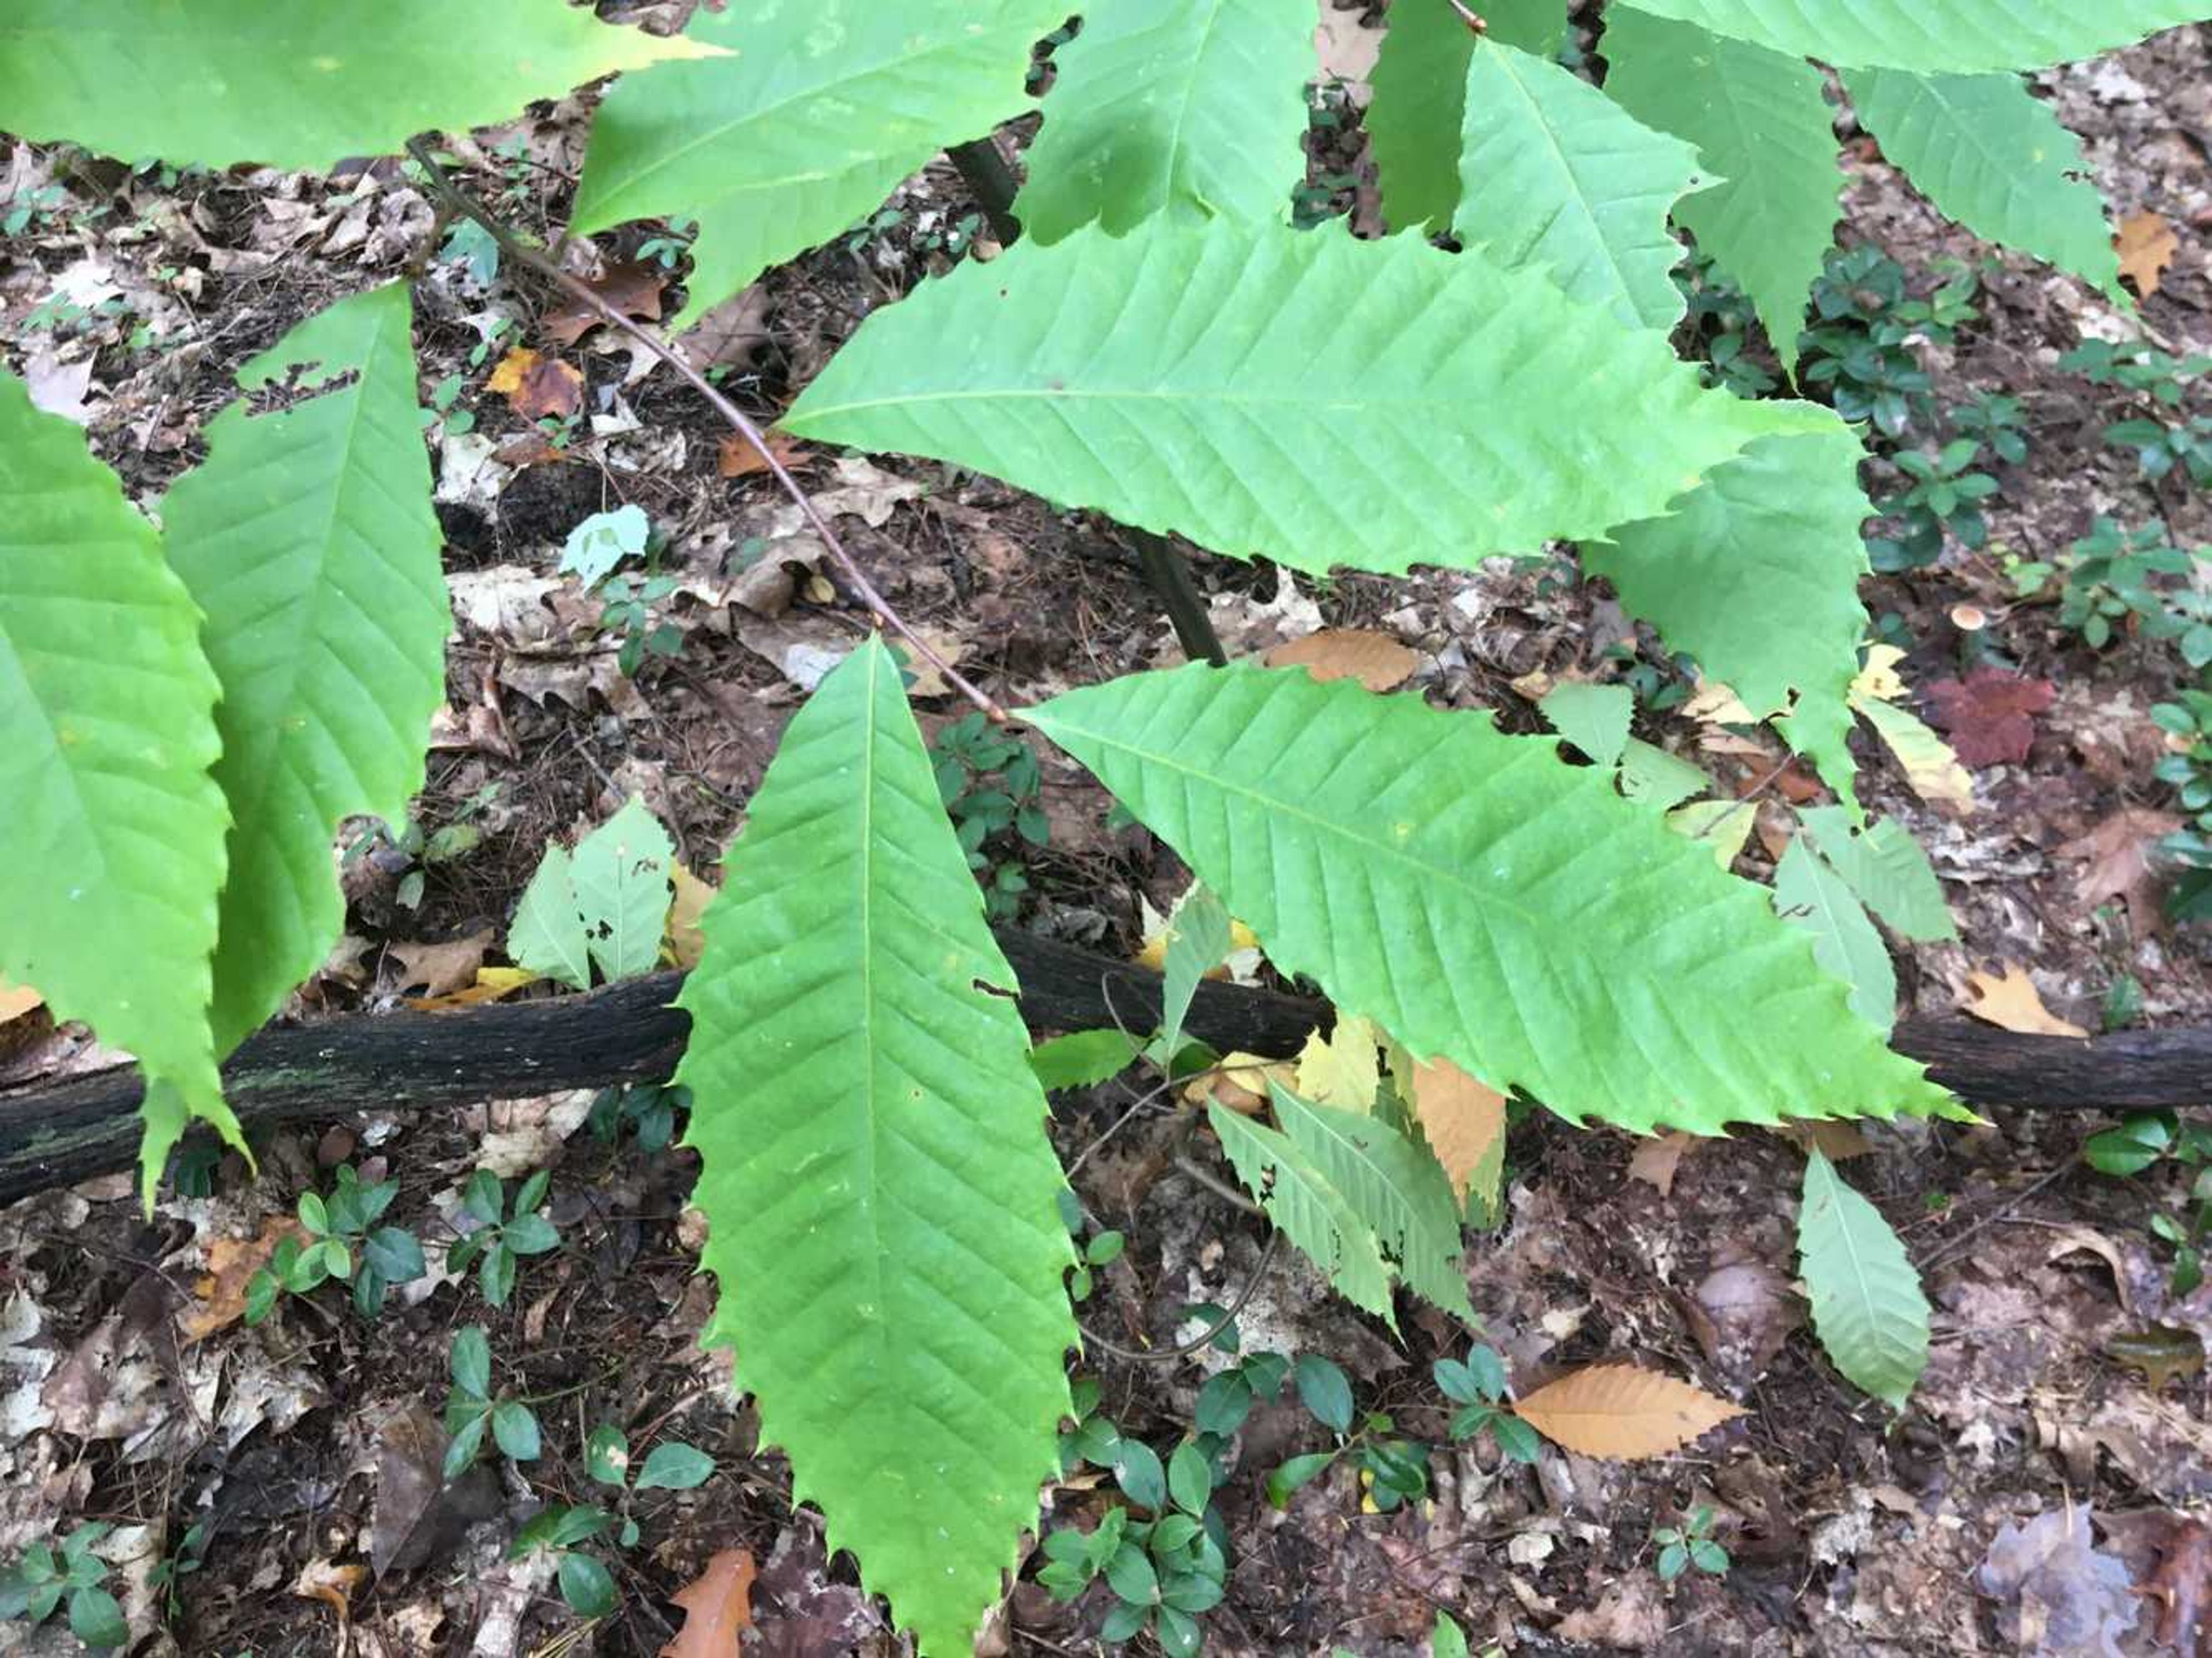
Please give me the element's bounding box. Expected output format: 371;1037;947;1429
2061;807;2184;935
2118;209;2181;297
1767;1119;1874;1161
294;1557;368;1630
1964;965;2090;1039
1264;628;1419;693
717;427;814;479
665;860;717;971
388;931;495;999
183;1214;304;1343
406;965;540;1012
1407;1057;1506;1203
1627;1130;1694;1197
543;259;669;347
1511;1362;1746;1460
486;346;585;420
0;977;41;1027
661;1547;758;1658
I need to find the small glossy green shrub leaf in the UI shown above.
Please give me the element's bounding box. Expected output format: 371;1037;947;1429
1266;1451;1337;1508
558;1552;618;1618
1029;1029;1144;1090
1613;0;2209;71
162;283;448;1061
1842;69;2123;302
1015;0;1311;242
1799;1150;1930;1409
1601;11;1840;373
1294;1354;1355;1433
0;370;234;1195
1033;664;1957;1136
568;796;673;983
1210;1103;1397;1326
1113;1440;1168;1510
585;1425;628;1486
1456;40;1711;330
676;639;1075;1658
1797;808;1957;941
1774;839;1896;1032
1587;432;1870;795
0;1;713;171
574;0;1066;330
787;222;1832;577
450;1326;491;1400
1270;1084;1475;1322
637;1442;715;1492
68;1585;128;1649
491;1400;540;1462
2082;1113;2173;1178
1167;1442;1213;1515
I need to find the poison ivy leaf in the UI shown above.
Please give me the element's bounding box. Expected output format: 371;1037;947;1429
1799;1149;1930;1409
162;284;448;1065
1797;807;1957;941
786;222;1834;577
675;638;1075;1658
1774;838;1896;1032
0;1;713;171
568;796;674;984
1455;40;1712;330
1843;70;2122;302
1611;0;2209;71
1540;682;1634;769
1586;431;1870;796
1209;1101;1397;1327
507;845;593;991
0;369;234;1194
1030;663;1959;1137
1510;1362;1745;1459
1270;1084;1474;1321
1601;11;1840;374
1014;0;1312;242
573;0;1066;330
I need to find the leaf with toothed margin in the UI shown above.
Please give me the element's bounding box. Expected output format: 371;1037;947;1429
1611;0;2211;71
1029;661;1963;1137
1800;1149;1930;1408
0;369;235;1200
675;638;1075;1658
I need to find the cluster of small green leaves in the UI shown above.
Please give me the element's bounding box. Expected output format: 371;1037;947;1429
559;505;684;676
2153;691;2212;919
588;1080;688;1154
451;1168;562;1308
0;1524;127;1650
1653;1504;1732;1582
2067;339;2212;487
2085;1110;2212;1292
1434;1345;1543;1464
929;713;1051;921
340;783;501;914
513;1423;716;1618
2008;517;2212;664
247;1164;425;1323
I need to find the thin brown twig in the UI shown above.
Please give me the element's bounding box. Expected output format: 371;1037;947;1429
1080;1233;1283;1364
402;137;1010;723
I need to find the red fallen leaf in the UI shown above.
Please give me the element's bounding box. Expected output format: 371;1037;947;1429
486;347;585;421
1923;668;2055;768
543;259;669;346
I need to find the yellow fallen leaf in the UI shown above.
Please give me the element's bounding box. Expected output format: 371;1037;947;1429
1849;643;1907;704
1512;1363;1745;1460
1854;697;1976;816
406;965;540;1010
665;860;717;970
1964;966;2089;1039
1184;1051;1294;1114
293;1557;367;1626
1681;679;1755;725
1264;629;1419;693
0;977;42;1026
1406;1057;1506;1205
1664;799;1755;870
1134;893;1258;974
1296;1015;1381;1111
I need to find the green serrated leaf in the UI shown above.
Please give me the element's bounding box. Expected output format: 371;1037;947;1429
1031;663;1959;1137
1613;0;2207;71
1841;68;2123;303
1028;1029;1143;1091
1601;10;1840;374
0;369;234;1195
786;221;1832;578
675;638;1075;1658
1540;682;1634;770
1586;431;1870;795
1798;1150;1930;1409
573;0;1065;330
1014;0;1310;243
1456;40;1712;330
1774;838;1896;1032
1797;808;1957;941
1270;1084;1473;1320
0;1;712;171
1160;883;1232;1059
1368;0;1571;235
1618;738;1712;812
507;844;593;990
1210;1102;1396;1327
163;283;448;1063
568;796;673;984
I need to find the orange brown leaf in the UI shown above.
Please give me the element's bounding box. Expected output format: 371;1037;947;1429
2118;210;2180;297
1964;966;2089;1039
1511;1362;1745;1460
1407;1057;1506;1202
486;347;585;420
661;1547;757;1658
184;1214;305;1342
1264;629;1419;692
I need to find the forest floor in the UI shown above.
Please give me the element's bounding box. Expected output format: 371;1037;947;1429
4;5;2212;1656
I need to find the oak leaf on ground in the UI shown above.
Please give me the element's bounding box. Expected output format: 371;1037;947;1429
2118;210;2180;297
2059;807;2184;934
1923;669;2055;768
486;347;585;419
543;259;668;346
662;1547;758;1657
1964;966;2089;1039
183;1214;304;1342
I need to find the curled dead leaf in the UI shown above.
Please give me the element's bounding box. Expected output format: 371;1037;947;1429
1511;1362;1745;1460
1627;1130;1694;1198
486;347;584;421
1964;966;2089;1039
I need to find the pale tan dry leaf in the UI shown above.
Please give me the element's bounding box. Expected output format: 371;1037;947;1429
1767;1119;1874;1161
1296;1015;1381;1112
1511;1362;1746;1460
1626;1131;1694;1198
661;1547;757;1658
683;282;772;369
388;932;495;998
1964;966;2089;1039
2060;807;2184;935
1681;680;1755;725
1855;697;1977;816
1407;1057;1506;1201
2118;210;2180;297
183;1215;303;1343
1263;629;1418;693
485;347;584;420
0;978;42;1027
1184;1051;1293;1115
665;861;717;971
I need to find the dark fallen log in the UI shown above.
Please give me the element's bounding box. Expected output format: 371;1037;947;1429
0;930;2205;1202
